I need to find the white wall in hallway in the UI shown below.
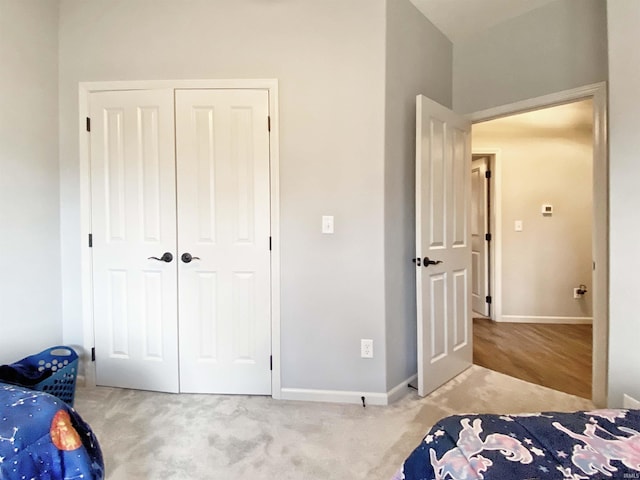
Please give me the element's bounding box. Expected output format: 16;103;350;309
473;102;593;321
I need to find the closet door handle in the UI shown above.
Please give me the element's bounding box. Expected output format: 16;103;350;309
148;252;173;263
181;253;200;263
423;257;443;267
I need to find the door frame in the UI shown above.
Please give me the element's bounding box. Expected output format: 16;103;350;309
78;79;282;398
468;82;608;407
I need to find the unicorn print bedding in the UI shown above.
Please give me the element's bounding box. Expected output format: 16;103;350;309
393;409;640;480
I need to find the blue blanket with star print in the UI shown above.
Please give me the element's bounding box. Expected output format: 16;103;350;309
0;382;104;480
392;409;640;480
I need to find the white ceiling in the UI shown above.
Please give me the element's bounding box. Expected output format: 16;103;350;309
474;99;594;138
409;0;558;44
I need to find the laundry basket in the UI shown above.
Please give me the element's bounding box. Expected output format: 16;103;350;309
0;346;79;406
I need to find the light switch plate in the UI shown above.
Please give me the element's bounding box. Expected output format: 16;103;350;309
322;215;334;234
515;220;523;232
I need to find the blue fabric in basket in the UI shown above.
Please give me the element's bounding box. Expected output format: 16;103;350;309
0;361;47;387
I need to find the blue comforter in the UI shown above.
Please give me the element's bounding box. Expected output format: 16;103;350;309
393;409;640;480
0;382;104;480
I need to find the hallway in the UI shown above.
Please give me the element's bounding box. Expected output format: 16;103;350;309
473;318;592;399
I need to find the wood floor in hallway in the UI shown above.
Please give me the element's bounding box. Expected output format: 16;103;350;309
473;318;592;399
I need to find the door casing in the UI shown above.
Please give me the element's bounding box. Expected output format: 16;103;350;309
78;79;282;399
468;82;608;407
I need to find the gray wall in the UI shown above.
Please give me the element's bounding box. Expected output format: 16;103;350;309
58;0;389;393
473;107;593;321
607;0;640;407
0;0;61;363
453;0;608;114
383;0;452;389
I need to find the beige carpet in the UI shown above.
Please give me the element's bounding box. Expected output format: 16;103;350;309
73;365;594;480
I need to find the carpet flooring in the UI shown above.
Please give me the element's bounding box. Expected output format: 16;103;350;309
74;365;593;480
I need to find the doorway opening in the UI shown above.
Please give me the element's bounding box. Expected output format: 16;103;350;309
469;89;605;404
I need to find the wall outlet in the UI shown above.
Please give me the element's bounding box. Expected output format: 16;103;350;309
361;339;373;358
573;288;581;299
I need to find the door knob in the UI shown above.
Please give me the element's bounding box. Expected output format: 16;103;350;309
148;252;173;263
181;253;201;263
423;257;443;267
412;257;422;267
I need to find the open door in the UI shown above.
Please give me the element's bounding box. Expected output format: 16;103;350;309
415;95;472;397
471;156;490;317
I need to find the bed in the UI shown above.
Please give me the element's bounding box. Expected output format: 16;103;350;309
0;382;104;480
393;409;640;480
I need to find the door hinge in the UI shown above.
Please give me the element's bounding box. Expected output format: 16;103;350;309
267;116;271;132
593;261;596;271
91;347;96;362
485;233;492;242
270;355;273;371
88;233;93;248
485;295;492;304
485;170;492;179
86;117;91;132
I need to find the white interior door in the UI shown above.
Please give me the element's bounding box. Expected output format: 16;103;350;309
90;89;179;393
175;89;272;394
471;156;490;317
416;95;472;397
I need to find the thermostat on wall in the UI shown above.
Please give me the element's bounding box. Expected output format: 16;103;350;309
542;204;553;215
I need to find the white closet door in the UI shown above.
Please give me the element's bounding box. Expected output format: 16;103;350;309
90;89;179;393
175;89;272;394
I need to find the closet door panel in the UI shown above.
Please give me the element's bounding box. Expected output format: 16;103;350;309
175;89;272;394
90;89;179;393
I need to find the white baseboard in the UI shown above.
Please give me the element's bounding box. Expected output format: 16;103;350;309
280;374;417;406
623;394;640;409
498;315;592;325
388;374;418;404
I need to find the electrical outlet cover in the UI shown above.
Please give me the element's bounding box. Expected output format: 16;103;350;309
360;339;373;358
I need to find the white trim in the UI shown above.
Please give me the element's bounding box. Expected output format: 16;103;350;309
623;394;640;409
499;316;593;325
78;84;96;387
280;374;417;406
387;374;418;404
78;78;279;92
281;388;388;406
468;83;606;124
468;82;608;407
78;79;281;399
